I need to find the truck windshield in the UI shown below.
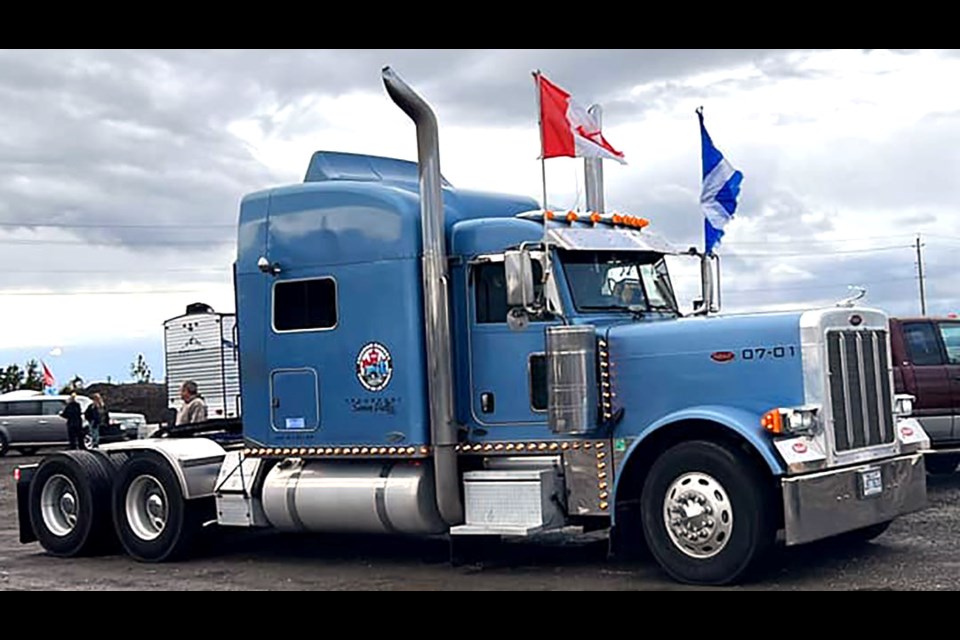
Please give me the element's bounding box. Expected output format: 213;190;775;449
559;249;679;315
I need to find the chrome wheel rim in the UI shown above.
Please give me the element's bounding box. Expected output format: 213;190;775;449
126;475;168;541
41;474;80;537
663;472;733;559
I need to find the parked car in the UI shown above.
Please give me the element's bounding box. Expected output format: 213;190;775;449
0;392;143;456
891;316;960;473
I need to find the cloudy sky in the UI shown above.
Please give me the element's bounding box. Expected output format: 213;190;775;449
1;49;958;386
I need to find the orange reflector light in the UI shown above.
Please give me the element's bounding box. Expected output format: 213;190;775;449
761;409;783;435
590;212;601;223
545;210;555;220
611;214;623;224
566;211;578;223
637;218;650;228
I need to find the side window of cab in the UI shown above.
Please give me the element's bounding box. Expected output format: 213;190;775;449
473;259;552;324
903;322;944;366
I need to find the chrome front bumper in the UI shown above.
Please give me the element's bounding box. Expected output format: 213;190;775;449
782;452;926;546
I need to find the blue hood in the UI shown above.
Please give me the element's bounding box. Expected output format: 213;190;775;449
604;311;806;436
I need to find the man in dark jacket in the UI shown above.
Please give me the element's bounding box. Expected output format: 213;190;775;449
61;394;84;450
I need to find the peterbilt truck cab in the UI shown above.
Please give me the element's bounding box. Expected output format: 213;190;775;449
14;67;930;586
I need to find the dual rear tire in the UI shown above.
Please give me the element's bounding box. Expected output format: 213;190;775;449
112;455;214;562
28;452;211;562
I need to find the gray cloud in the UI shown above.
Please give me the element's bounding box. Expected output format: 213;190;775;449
0;48;957;324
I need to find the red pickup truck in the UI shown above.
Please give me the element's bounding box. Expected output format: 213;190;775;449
891;316;960;473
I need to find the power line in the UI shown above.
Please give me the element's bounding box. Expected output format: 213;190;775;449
725;233;920;246
722;275;928;295
0;267;229;274
726;245;913;258
0;288;216;297
0;221;233;229
0;238;233;247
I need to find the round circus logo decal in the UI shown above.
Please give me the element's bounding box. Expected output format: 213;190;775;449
356;342;393;392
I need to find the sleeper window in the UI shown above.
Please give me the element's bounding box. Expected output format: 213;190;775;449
274;278;338;332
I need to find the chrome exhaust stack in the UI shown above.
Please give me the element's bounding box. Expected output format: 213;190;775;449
381;66;463;526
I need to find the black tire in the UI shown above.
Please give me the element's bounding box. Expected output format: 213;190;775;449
833;520;892;545
640;440;776;586
925;454;960;475
18;448;39;456
112;454;213;562
27;451;119;557
0;432;9;457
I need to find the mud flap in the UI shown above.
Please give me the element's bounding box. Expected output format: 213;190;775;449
17;465;38;544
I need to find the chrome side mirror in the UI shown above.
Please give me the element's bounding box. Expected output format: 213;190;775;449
505;249;535;308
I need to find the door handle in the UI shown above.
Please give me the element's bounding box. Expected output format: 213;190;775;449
480;392;495;414
38;420;47;424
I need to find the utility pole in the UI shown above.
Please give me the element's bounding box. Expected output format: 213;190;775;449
915;234;927;316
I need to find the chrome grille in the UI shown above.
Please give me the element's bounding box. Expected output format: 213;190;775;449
826;329;895;452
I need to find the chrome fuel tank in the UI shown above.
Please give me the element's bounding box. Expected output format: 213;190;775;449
261;460;446;535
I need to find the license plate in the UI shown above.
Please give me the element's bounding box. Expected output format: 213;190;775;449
859;468;883;497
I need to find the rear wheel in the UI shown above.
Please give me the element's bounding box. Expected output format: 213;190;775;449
112;455;212;562
925;454;960;475
640;440;776;586
27;451;118;556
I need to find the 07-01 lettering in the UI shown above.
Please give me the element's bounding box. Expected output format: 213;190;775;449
741;346;797;360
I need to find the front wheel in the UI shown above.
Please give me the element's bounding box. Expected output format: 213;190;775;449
640;440;776;586
112;455;212;562
833;520;892;545
925;454;960;475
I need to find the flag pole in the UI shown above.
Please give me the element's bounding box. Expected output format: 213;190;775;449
533;70;547;210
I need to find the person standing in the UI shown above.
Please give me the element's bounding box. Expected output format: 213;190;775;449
175;380;208;426
61;393;84;450
83;393;109;448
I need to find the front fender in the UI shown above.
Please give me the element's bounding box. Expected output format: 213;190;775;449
612;405;786;520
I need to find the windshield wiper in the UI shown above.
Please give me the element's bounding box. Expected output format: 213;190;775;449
648;304;678;314
579;304;632;311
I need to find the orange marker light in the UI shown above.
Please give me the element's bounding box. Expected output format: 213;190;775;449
545;210;555;220
590;212;601;223
566;211;578;223
761;409;783;435
611;214;623;224
637;218;650;228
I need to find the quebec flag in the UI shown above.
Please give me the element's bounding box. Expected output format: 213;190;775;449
698;107;743;255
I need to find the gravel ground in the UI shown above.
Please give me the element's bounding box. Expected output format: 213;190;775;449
2;453;959;590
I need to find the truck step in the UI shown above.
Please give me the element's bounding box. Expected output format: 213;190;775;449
450;468;566;537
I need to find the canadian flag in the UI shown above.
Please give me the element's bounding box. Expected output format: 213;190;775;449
535;72;626;164
42;361;55;388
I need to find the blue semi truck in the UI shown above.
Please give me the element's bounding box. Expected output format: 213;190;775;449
14;67;931;585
